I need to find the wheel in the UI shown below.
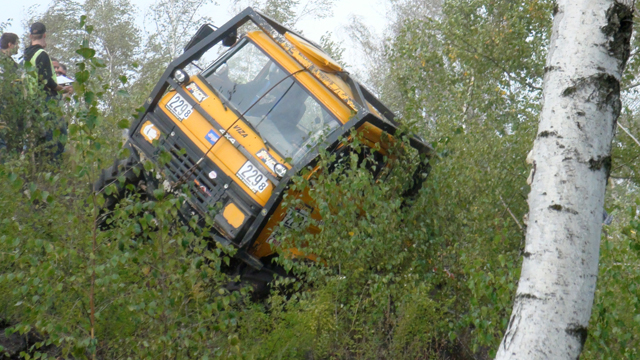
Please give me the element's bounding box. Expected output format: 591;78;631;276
94;146;146;225
225;255;295;300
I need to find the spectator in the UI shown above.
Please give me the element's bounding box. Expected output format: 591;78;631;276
52;59;73;86
0;32;19;72
0;33;21;159
24;23;72;99
51;59;68;77
52;58;61;75
23;22;72;162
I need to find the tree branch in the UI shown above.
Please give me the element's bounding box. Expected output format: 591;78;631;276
500;195;523;230
617;122;640;148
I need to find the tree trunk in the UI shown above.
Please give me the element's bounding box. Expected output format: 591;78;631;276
495;1;633;359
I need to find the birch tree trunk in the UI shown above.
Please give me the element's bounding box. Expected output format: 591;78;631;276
495;1;633;359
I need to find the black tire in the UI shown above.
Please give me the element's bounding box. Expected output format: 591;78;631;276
94;147;146;224
225;255;295;300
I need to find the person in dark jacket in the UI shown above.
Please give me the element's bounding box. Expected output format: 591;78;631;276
23;22;72;99
23;22;72;162
0;32;21;157
0;32;19;72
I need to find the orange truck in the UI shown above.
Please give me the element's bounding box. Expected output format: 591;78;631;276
96;8;433;292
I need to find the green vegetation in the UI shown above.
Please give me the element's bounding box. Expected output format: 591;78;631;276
1;0;640;359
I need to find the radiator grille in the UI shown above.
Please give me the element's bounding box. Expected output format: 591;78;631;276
161;135;226;212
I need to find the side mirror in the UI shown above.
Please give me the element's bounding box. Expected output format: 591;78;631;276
184;24;216;57
222;29;237;47
184;25;238;61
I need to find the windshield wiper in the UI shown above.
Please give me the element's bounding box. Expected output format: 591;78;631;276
232;79;298;161
207;69;306;164
255;82;294;129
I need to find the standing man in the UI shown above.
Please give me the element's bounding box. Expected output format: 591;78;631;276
0;33;19;72
24;23;72;99
23;22;72;162
0;33;21;157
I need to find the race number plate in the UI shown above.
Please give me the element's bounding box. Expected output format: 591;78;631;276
236;161;269;193
166;93;194;121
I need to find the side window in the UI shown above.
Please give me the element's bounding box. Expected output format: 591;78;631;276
297;98;336;135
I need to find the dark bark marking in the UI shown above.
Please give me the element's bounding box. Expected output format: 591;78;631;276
502;301;523;351
601;2;633;68
516;293;540;300
562;74;621;121
576;111;585;116
596;74;622;114
552;3;559;16
565;324;588;349
549;204;578;214
589;155;612;177
572;74;620;109
539;130;561;138
545;65;559;74
523;251;532;258
562;86;577;97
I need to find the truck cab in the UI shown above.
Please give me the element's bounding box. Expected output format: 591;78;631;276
110;7;432;282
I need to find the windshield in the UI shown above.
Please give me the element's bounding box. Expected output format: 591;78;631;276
202;40;340;163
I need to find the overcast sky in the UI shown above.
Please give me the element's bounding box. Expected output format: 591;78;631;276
2;0;391;71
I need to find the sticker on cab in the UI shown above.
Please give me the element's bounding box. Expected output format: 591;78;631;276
256;149;287;177
140;121;161;143
186;82;208;102
205;129;220;145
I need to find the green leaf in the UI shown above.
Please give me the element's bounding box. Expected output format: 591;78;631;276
76;47;96;60
118;147;131;159
75;70;90;84
117;119;130;129
91;57;106;68
84;91;96;104
228;335;239;346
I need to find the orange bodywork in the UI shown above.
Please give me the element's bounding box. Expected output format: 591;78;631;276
153;30;393;260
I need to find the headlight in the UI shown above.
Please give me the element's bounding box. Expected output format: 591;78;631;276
222;202;246;229
274;163;287;177
214;201;248;239
173;69;189;84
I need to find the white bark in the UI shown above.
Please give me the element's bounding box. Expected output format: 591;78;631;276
495;1;633;359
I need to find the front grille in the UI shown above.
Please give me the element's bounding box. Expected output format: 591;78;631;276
161;134;227;213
